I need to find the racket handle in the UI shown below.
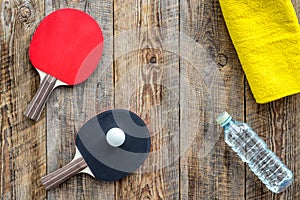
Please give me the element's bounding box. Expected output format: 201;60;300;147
41;157;88;190
24;74;57;121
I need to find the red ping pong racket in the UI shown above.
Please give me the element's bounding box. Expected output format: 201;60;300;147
41;109;151;190
24;8;104;121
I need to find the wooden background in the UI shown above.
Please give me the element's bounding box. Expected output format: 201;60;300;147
1;0;299;199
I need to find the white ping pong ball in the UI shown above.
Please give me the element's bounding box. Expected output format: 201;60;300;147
106;128;126;147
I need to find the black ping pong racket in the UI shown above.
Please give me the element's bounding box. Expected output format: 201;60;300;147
41;109;151;190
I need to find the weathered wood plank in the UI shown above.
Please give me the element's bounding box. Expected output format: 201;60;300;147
245;92;300;200
45;1;115;199
0;0;46;199
1;0;299;199
114;0;180;199
245;1;300;199
180;0;245;199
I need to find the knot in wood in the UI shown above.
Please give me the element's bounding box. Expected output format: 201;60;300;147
217;53;228;67
143;48;162;64
150;57;157;64
19;6;32;21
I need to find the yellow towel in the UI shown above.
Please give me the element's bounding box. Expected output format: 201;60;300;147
219;0;300;103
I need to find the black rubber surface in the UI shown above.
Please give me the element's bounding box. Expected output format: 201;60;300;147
76;109;151;181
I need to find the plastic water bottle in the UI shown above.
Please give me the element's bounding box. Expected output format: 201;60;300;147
216;112;293;193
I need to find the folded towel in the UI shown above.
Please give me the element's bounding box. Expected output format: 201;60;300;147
219;0;300;103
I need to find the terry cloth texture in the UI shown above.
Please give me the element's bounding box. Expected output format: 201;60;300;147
219;0;300;103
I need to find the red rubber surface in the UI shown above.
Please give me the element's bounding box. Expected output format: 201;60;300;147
29;8;104;85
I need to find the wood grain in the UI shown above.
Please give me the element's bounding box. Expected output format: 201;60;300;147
180;0;246;199
244;1;300;199
0;0;46;199
23;74;57;121
114;0;180;199
245;90;300;200
1;0;299;199
45;0;115;200
41;157;87;191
